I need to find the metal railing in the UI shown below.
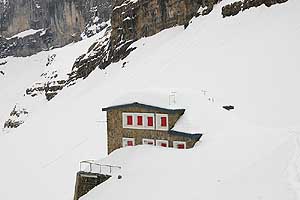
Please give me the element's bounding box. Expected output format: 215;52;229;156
80;160;121;175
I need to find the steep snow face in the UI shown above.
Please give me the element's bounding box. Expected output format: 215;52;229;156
0;0;299;200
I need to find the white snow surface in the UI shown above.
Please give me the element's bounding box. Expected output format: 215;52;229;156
0;0;300;200
7;29;44;39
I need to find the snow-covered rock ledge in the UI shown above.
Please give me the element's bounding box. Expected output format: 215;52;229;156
222;0;289;17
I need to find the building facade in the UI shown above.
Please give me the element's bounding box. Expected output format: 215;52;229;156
102;102;202;154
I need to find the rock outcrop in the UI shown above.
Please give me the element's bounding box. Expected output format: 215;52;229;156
222;0;288;17
3;104;29;129
0;0;112;58
25;54;67;101
67;0;221;84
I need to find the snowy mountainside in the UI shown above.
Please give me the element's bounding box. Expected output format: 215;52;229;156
0;0;300;200
0;29;107;132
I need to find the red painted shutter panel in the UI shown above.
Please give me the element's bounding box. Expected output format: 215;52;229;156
161;117;167;127
127;141;133;146
161;143;167;147
137;116;143;125
127;116;133;125
147;116;153;126
177;144;185;149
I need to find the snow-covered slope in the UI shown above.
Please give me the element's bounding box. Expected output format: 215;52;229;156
0;0;300;199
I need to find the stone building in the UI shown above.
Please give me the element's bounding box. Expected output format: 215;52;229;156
102;102;202;154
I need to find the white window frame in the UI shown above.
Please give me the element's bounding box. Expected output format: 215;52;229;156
173;141;186;149
144;113;155;130
122;112;155;130
122;137;135;147
122;113;135;128
142;138;155;146
156;139;169;147
135;114;144;128
156;114;169;131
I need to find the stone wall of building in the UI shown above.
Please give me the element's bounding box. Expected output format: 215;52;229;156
73;171;111;200
105;106;199;154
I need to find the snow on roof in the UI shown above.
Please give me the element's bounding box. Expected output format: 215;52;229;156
104;88;226;134
102;102;185;113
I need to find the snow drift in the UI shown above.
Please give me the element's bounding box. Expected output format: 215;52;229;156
0;0;299;200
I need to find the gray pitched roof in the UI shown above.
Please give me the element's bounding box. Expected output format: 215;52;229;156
102;102;185;114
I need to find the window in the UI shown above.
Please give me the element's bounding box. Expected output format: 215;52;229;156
122;138;135;147
123;112;155;130
147;116;153;127
144;113;155;130
123;113;135;128
156;114;168;131
161;117;167;127
156;140;169;147
137;115;143;126
173;141;186;149
127;116;133;125
142;138;155;146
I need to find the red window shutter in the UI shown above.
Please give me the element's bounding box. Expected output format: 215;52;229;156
147;116;153;126
148;141;153;145
127;116;133;125
161;117;167;127
161;142;167;147
137;116;143;125
177;144;185;149
127;141;133;146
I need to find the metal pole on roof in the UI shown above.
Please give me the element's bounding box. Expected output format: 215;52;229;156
201;90;208;96
169;92;176;107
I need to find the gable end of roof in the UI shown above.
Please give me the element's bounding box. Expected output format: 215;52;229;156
169;130;203;141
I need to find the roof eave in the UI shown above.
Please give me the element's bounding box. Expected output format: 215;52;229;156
102;102;185;114
169;130;203;141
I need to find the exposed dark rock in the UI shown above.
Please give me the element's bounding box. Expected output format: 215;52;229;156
222;0;289;17
0;0;112;58
0;60;7;65
222;1;243;17
25;77;66;101
46;54;56;67
4;119;23;128
223;105;235;111
0;29;55;58
25;54;67;101
3;105;29;129
66;0;222;85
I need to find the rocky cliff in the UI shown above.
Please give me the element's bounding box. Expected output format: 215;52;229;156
67;0;221;84
222;0;288;17
67;0;290;85
0;0;112;58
